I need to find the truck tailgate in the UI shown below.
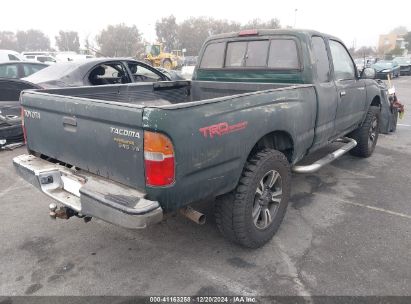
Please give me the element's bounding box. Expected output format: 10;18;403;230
21;91;145;189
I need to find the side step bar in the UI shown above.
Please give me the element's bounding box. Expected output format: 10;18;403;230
292;137;357;174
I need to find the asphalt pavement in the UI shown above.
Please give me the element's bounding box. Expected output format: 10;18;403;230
0;77;410;297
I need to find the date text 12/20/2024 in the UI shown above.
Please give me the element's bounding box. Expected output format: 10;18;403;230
149;296;257;303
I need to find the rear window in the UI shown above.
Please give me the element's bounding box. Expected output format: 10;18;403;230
246;40;270;67
268;40;299;69
8;54;20;61
200;42;225;68
200;39;300;69
226;42;247;67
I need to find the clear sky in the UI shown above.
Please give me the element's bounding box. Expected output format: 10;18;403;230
1;0;410;49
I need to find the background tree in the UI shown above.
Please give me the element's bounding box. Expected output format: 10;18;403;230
403;32;411;51
210;19;241;35
242;18;281;30
177;17;213;55
390;26;408;35
16;30;50;52
0;31;18;50
55;31;80;52
96;24;143;57
157;16;281;56
353;46;377;58
387;47;405;57
155;15;179;51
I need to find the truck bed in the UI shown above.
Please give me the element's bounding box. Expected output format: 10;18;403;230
21;81;316;205
37;81;301;107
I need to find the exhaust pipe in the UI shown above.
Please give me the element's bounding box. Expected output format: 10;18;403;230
180;206;206;225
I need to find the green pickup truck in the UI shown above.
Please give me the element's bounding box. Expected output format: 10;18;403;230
14;29;382;248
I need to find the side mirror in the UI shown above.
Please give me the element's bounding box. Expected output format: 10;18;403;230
361;67;376;79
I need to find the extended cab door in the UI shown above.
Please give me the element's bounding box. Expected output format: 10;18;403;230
329;40;366;135
310;36;338;150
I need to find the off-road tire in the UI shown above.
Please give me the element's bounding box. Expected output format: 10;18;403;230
349;106;380;157
162;59;172;69
215;149;291;248
215;193;238;244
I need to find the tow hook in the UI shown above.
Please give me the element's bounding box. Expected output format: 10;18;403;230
49;203;76;220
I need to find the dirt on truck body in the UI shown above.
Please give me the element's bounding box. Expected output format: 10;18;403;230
14;29;383;248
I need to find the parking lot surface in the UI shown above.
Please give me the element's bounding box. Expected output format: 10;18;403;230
0;78;410;297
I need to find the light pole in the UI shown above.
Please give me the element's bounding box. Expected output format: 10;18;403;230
294;9;298;28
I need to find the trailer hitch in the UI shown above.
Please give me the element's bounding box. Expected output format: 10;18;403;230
48;203;92;223
49;203;77;220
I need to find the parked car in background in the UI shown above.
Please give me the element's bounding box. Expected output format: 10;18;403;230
0;79;41;147
393;57;411;75
365;57;379;67
155;67;185;81
354;58;365;74
23;58;182;88
0;61;48;79
372;60;400;79
21;51;51;58
0;50;23;62
24;55;57;64
0;58;185;145
180;65;196;79
183;56;198;66
55;53;95;62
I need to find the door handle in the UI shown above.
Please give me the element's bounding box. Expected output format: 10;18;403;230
340;91;346;97
62;116;77;132
62;116;77;126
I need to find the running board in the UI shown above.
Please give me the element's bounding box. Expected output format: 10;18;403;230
292;137;357;174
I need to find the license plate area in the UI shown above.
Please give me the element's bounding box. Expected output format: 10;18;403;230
61;174;86;197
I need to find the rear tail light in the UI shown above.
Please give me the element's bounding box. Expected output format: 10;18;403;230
144;131;175;186
21;107;27;144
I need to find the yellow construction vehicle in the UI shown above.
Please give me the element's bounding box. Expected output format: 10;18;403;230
144;44;182;70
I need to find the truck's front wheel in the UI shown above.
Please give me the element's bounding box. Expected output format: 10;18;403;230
349;106;380;157
215;149;291;248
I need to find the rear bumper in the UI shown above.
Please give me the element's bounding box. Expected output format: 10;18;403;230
13;154;163;229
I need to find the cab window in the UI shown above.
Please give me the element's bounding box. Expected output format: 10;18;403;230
329;40;356;80
225;40;270;67
268;40;299;69
200;39;300;69
312;36;330;82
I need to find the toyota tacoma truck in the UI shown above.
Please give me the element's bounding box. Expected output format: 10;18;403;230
14;29;382;248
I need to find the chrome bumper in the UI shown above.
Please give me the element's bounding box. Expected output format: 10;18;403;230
13;154;163;229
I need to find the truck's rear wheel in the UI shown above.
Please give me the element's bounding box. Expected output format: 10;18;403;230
349;106;380;157
162;59;172;70
215;149;291;248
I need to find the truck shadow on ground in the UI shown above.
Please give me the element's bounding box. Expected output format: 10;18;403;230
15;167;346;296
8;140;409;295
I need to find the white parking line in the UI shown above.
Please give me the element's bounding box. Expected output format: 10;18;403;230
0;184;30;198
397;124;411;127
315;193;411;220
193;267;258;296
276;241;313;300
